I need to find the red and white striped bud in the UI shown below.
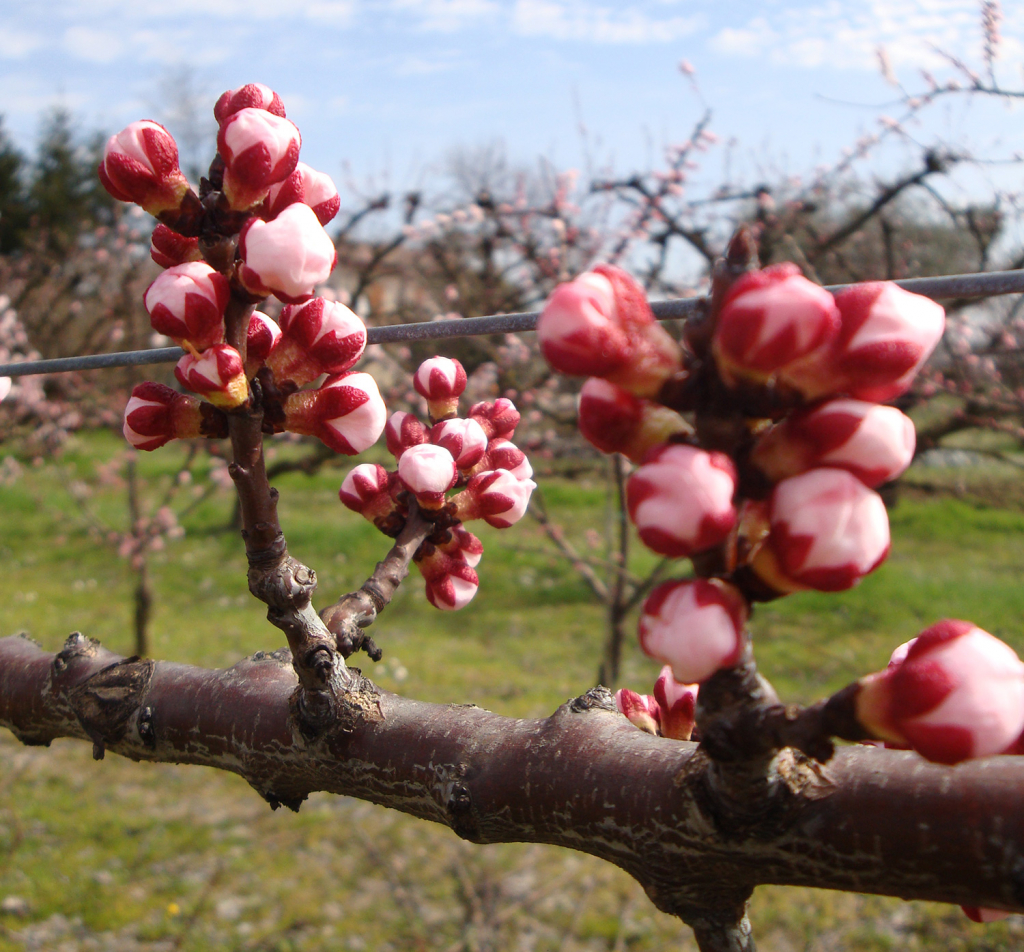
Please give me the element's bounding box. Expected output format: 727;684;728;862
712;263;840;387
416;545;480;611
614;689;661;735
265;162;340;226
751;398;916;488
653;665;699;741
430;417;488;469
122;382;225;451
238;203;337;304
786;282;946;402
752;467;890;593
339;463;401;524
414;357;467;419
478;438;532;480
213;83;286;123
98;121;190;215
0;378;10;403
266;297;366;386
385;410;430;460
452;469;537;528
468;398;520;441
174;344;248;409
577;377;690;462
143;261;229;352
855;620;1024;765
216;107;300;210
150;223;201;269
626;444;737;559
283;372;386;454
438;525;484;567
962;907;1012;924
397;443;458;509
245;311;281;377
639;579;748;684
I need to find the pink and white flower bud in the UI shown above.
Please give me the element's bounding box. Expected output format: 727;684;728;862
752;467;891;593
626;444;737;559
245;311;281;376
751;398;916;488
98;121;190;215
265;162;340;226
216;107;300;210
414;357;468;419
431;417;488;469
150;224;201;269
639;579;748;684
283;372;386;454
614;689;661;735
144;262;229;351
469;398;520;441
577;377;690;462
385;411;430;460
452;469;537;528
416;545;480;611
478;438;532;480
266;296;365;385
238;203;337;304
961;907;1011;924
213;83;286;123
0;378;10;404
712;263;841;387
174;344;248;409
856;620;1024;765
438;526;484;567
397;443;458;509
653;665;699;741
339;463;401;524
122;382;218;451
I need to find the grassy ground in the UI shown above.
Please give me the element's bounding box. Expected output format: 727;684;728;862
1;431;1023;951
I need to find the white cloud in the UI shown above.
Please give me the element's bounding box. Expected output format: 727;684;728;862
0;29;46;59
512;0;702;43
63;26;125;63
391;0;500;32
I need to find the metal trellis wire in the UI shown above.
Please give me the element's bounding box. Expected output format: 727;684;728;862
1;269;1022;379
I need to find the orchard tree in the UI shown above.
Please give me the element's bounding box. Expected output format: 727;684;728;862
2;82;1024;952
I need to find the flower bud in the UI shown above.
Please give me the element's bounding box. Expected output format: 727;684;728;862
98;121;191;215
143;262;229;352
751;467;890;593
174;344;248;409
283;372;386;454
265;162;340;226
626;444;737;558
577;377;691;462
614;689;661;735
122;382;227;450
712;263;840;387
478;438;532;479
245;311;281;376
639;579;748;684
213;83;286;123
150;223;201;269
216;107;300;210
414;357;467;419
438;525;484;567
961;907;1011;924
653;665;699;741
452;469;537;528
855;620;1024;764
397;443;458;508
339;462;402;525
238;203;337;304
416;545;480;611
0;378;10;403
431;417;488;469
385;410;430;460
751;398;916;488
266;296;365;385
469;398;520;441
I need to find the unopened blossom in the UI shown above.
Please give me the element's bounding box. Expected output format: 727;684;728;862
416;544;479;611
452;469;537;528
614;689;661;735
385;410;430;460
626;444;737;558
174;344;248;409
122;382;227;450
414;357;467;419
476;438;532;480
438;525;484;568
238;203;337;303
752;468;890;593
150;224;201;269
397;443;458;509
469;398;520;440
98;121;191;216
431;417;488;469
266;297;365;386
245;311;281;376
751;398;916;488
265;162;340;225
855;620;1024;765
639;579;748;684
213;83;286;123
653;665;699;741
0;378;10;404
216;107;300;210
577;377;690;462
143;262;229;351
339;463;402;525
962;907;1011;924
283;372;386;454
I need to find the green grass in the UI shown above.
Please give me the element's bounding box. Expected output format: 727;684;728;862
1;432;1023;951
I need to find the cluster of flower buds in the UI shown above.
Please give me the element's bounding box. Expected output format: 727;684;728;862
340;356;536;610
614;666;699;741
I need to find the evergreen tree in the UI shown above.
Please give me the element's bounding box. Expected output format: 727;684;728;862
0;117;30;253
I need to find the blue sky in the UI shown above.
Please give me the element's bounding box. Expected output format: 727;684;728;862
1;0;1022;197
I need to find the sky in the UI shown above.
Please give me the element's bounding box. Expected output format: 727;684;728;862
1;0;1022;200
